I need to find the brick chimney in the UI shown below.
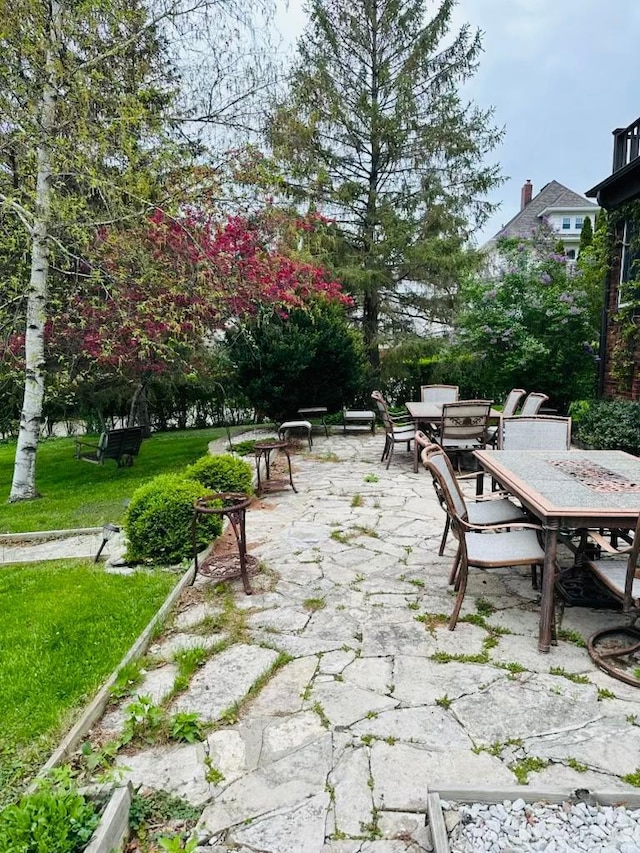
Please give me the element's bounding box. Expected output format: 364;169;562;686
521;179;533;210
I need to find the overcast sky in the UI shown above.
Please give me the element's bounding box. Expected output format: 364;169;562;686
273;0;639;244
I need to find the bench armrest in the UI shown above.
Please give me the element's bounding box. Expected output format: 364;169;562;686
75;440;101;452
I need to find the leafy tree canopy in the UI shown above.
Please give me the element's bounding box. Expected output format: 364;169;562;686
452;226;598;411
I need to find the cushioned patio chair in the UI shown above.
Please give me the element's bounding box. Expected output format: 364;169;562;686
371;391;414;469
582;514;640;687
432;399;492;472
420;441;546;630
498;415;572;451
420;384;459;403
519;392;549;416
416;430;527;566
486;388;526;447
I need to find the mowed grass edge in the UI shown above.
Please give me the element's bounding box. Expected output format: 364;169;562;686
0;558;178;805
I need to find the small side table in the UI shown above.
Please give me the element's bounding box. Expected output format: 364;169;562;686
254;440;297;494
297;406;329;437
192;492;253;594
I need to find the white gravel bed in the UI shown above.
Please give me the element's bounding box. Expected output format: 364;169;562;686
444;798;640;852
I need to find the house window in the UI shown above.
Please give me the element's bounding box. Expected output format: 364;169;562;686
562;217;571;230
575;217;584;230
618;220;640;307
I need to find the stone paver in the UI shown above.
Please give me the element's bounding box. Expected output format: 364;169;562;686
15;432;640;851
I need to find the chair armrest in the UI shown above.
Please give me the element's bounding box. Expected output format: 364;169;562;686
587;530;633;555
474;491;521;504
460;518;543;534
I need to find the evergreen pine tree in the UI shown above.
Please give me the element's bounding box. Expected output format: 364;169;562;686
578;215;594;254
267;0;503;370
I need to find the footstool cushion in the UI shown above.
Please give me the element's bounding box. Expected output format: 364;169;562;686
278;420;313;449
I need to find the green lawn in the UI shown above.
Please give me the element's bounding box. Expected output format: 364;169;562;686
0;427;241;533
0;559;177;804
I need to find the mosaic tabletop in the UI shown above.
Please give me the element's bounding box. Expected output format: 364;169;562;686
475;450;640;514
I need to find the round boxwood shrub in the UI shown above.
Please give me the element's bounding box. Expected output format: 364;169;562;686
124;474;223;564
185;453;253;496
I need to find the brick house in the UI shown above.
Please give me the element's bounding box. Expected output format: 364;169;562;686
586;116;640;399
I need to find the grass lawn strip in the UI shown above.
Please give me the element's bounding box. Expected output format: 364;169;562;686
0;427;249;534
0;558;177;805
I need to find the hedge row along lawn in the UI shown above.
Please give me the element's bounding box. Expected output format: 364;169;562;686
0;558;177;806
0;427;249;534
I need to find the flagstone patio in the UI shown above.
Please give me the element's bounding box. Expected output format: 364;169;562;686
94;432;640;851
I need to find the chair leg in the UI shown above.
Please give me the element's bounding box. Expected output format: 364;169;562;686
381;437;389;462
449;562;468;630
448;546;461;587
531;564;538;590
386;441;394;469
439;517;450;556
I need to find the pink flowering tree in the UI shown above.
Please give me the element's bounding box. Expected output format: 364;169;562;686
3;207;355;430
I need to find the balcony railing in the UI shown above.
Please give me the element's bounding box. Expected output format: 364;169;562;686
613;118;640;172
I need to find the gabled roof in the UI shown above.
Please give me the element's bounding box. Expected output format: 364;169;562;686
489;180;598;242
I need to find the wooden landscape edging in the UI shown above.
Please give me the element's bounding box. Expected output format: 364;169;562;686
84;784;132;853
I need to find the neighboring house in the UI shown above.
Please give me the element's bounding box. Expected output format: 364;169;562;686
482;179;599;264
586;115;640;400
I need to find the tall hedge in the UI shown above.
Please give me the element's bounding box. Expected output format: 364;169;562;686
226;303;367;421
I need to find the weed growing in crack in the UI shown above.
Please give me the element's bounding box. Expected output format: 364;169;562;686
597;687;616;701
556;628;586;648
475;597;496;616
510;756;548;784
622;769;640;787
203;755;225;785
312;702;330;728
549;667;591;685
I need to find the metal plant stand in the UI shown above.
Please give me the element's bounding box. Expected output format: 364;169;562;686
191;492;254;594
254;440;297;494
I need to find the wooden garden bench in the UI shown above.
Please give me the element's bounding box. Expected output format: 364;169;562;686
75;427;144;467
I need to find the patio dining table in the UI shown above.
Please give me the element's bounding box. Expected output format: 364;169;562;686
405;400;501;472
474;449;640;654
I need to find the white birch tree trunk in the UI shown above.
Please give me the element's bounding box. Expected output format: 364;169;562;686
9;1;60;502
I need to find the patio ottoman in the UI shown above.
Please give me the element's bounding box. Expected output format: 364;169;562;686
278;420;313;449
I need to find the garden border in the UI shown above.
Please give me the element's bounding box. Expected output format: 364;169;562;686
0;527;102;542
428;786;640;853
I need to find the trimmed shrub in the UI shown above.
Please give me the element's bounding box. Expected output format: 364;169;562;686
572;400;640;455
185;453;253;495
124;474;223;564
